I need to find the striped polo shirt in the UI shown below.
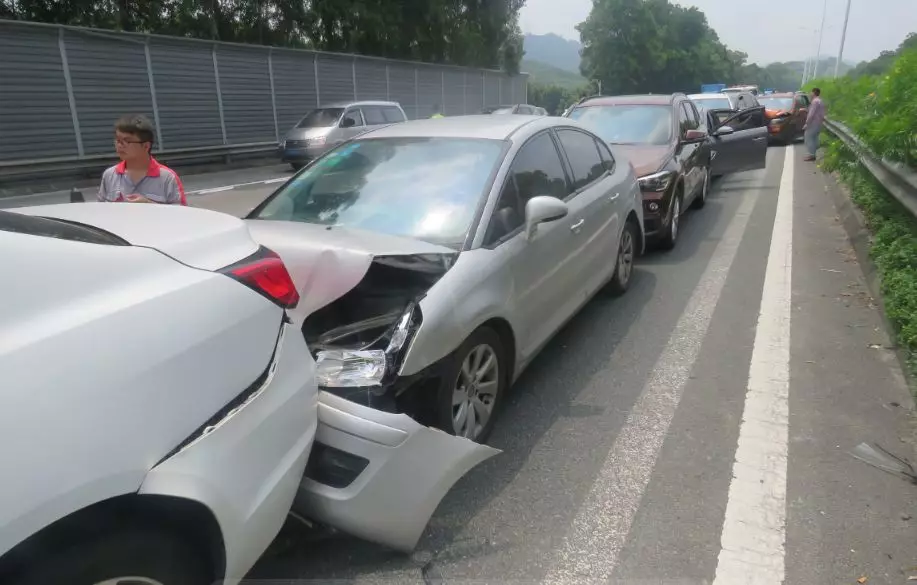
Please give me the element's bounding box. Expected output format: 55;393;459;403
97;157;187;205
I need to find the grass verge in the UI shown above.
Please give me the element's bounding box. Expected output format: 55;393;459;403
822;137;917;379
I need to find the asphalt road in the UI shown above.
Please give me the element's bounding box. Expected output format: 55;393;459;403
9;145;917;583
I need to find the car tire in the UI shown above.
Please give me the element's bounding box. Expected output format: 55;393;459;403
435;326;507;444
658;191;681;251
692;166;710;210
606;220;638;297
10;528;211;585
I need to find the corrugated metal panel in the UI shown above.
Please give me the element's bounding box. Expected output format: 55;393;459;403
465;72;484;114
217;46;274;144
387;64;416;118
416;66;441;119
0;24;77;161
272;51;317;134
443;70;464;115
501;76;512;105
317;54;354;104
484;72;501;108
514;76;528;105
150;40;223;149
65;31;152;156
355;60;387;101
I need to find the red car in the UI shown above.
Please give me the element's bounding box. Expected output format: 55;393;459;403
759;92;810;144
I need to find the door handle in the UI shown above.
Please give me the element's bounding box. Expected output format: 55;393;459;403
753;137;766;142
609;192;620;201
570;219;585;232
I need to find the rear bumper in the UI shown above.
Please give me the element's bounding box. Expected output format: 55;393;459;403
139;322;318;582
292;392;499;553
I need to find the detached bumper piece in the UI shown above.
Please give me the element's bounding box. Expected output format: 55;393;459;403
293;392;499;552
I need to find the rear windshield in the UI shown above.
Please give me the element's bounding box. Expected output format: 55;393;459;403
759;97;794;111
0;211;128;246
691;97;732;111
296;108;345;128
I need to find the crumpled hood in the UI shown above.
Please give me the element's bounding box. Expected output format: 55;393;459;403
244;219;457;323
611;144;672;178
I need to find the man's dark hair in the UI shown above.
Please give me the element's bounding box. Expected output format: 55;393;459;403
115;114;155;148
811;87;821;96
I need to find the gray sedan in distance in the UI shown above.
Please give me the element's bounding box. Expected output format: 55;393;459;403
246;114;645;444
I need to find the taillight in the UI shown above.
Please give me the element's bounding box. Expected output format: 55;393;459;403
220;246;300;309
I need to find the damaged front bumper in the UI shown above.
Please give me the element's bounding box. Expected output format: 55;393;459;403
292;391;500;552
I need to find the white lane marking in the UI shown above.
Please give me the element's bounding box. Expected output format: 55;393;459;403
1;175;289;204
187;176;288;195
194;185;234;194
542;170;765;584
712;146;793;585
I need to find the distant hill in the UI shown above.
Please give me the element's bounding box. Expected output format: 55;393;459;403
521;59;587;89
523;33;582;73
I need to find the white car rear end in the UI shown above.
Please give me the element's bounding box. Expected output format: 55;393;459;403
0;204;317;584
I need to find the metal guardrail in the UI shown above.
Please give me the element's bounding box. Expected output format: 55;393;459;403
824;119;917;217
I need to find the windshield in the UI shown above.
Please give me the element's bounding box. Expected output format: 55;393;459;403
692;97;732;111
252;137;505;247
568;105;673;145
295;108;345;128
759;97;794;111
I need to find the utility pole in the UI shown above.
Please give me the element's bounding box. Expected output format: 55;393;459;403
812;0;828;79
835;0;852;77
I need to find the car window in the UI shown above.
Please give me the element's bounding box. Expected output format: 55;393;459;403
736;94;748;110
678;103;691;136
761;97;795;111
556;129;605;191
341;109;363;127
687;102;702;127
680;103;699;131
595;138;616;173
692;97;732;111
382;106;406;123
362;106;387;125
484;174;524;245
252;137;505;248
795;94;809;107
510;132;569;203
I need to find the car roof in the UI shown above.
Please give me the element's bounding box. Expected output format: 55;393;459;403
760;92;795;98
577;94;679;107
319;100;402;108
358;114;571;140
687;93;734;100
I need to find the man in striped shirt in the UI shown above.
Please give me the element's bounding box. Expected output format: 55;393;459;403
98;114;187;205
803;88;825;162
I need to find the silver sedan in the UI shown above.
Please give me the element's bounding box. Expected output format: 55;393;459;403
246;114;645;444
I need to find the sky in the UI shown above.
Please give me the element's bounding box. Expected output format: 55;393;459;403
519;0;917;65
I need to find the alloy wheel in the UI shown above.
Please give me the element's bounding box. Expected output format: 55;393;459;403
452;344;500;440
670;197;680;241
618;226;634;286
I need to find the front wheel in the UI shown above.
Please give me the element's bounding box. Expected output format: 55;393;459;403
10;529;211;585
658;193;681;251
692;166;710;210
606;220;638;296
435;327;507;444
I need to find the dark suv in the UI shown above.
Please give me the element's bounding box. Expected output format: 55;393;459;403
566;93;767;250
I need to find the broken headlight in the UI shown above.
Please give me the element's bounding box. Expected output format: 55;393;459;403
313;303;419;388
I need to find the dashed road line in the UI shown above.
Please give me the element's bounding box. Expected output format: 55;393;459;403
541;168;765;584
712;146;794;585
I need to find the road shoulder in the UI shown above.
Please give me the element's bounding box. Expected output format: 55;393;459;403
785;145;917;585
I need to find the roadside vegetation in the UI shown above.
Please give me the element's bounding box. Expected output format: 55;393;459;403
814;43;917;375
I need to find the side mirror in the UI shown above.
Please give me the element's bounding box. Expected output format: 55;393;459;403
340;117;356;128
683;129;707;142
524;195;569;240
714;125;735;136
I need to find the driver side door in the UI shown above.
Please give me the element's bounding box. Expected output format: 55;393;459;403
336;109;366;146
706;107;768;176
